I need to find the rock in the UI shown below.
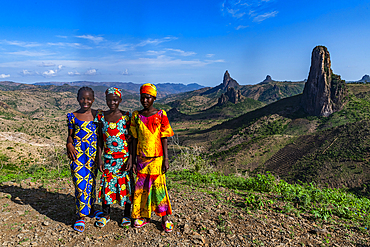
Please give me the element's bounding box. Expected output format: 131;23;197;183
217;87;242;106
43;221;49;226
301;46;348;117
183;223;191;234
222;70;239;90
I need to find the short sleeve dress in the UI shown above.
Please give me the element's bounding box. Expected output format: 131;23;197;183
95;110;133;206
130;109;174;219
67;112;98;217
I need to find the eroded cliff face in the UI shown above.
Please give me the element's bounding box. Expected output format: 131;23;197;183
217;87;242;105
301;46;347;117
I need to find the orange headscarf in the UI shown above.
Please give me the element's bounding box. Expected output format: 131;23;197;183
140;83;157;98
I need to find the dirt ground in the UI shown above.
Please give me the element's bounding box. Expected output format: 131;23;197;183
0;177;369;247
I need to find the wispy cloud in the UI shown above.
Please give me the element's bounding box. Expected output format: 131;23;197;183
85;69;97;75
253;11;278;22
75;35;105;44
227;8;246;18
47;42;92;49
206;54;215;58
39;62;56;67
222;0;278;27
121;69;129;75
1;40;41;48
235;25;248;30
68;71;81;76
6;51;55;57
0;74;10;79
137;37;177;47
56;35;68;39
166;48;196;56
20;70;36;76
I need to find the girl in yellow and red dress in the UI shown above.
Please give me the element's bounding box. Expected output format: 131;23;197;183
130;83;175;233
94;87;133;228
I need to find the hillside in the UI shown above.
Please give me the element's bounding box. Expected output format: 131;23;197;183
174;83;370;192
159;72;305;114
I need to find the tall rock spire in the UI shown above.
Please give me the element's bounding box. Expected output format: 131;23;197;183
222;70;239;90
301;46;347;117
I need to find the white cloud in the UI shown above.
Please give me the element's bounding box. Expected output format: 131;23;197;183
0;74;10;79
253;11;278;22
6;51;55;57
137;37;177;47
222;0;279;26
56;35;68;39
42;70;57;77
68;71;81;76
1;40;41;48
47;42;92;49
235;25;248;30
206;54;215;58
19;70;41;76
57;64;63;70
145;50;166;56
166;48;196;56
85;69;97;75
227;8;246;18
39;62;55;67
75;35;105;44
121;69;129;75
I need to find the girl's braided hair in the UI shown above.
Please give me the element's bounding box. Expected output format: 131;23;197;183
77;86;94;98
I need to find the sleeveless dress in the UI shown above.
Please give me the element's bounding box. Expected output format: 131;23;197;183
67;112;98;217
95;110;133;206
130;109;174;218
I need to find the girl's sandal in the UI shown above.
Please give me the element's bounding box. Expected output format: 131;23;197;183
73;219;85;232
95;217;110;228
162;220;174;233
120;217;131;227
134;218;149;228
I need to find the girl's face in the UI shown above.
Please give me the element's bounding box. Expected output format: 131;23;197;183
106;93;122;111
140;93;155;109
77;90;94;111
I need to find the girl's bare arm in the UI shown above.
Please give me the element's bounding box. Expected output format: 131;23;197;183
66;128;78;161
161;137;169;174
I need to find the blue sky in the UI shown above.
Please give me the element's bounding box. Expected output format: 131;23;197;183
0;0;369;86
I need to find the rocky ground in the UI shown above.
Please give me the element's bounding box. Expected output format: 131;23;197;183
0;178;369;247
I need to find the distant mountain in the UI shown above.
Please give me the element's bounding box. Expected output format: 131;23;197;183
346;74;370;84
160;71;305;114
359;74;370;82
33;81;204;98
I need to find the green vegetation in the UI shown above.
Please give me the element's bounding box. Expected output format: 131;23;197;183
168;170;370;229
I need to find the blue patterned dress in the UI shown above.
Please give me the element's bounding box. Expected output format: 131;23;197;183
67;112;98;217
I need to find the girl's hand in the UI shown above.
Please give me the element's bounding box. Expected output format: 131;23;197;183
162;158;169;174
98;158;104;173
132;163;137;175
125;157;132;171
126;134;133;143
66;143;78;161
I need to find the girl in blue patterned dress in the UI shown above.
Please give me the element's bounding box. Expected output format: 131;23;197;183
66;87;103;232
94;87;133;228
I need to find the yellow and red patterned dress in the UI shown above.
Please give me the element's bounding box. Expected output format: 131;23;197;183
130;109;174;218
95;110;133;206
